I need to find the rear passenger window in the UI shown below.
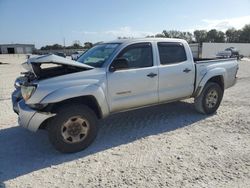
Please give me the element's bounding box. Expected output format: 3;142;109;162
158;43;187;64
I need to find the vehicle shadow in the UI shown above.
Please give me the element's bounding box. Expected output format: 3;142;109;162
0;101;208;182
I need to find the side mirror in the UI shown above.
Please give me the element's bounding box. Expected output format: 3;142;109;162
109;58;129;72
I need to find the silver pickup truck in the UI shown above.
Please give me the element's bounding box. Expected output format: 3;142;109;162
12;38;238;153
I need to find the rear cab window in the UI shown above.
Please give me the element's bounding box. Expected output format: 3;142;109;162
157;42;187;65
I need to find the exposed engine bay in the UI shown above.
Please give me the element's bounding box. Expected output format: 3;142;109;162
28;63;87;80
18;54;94;83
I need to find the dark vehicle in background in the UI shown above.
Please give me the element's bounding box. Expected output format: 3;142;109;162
54;52;66;58
217;47;243;60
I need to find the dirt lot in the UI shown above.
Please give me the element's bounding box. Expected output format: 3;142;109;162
0;55;249;188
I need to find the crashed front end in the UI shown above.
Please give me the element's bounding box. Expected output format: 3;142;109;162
12;75;56;132
11;54;93;132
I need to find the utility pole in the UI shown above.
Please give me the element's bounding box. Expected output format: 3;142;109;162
63;37;66;55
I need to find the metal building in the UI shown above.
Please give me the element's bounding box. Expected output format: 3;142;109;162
0;44;35;54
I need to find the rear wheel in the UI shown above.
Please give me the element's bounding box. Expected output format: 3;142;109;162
194;82;223;114
48;104;98;153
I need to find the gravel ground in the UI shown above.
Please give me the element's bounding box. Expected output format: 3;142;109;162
0;55;249;188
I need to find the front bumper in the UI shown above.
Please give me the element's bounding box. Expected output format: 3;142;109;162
12;89;55;132
12;89;22;114
18;100;55;132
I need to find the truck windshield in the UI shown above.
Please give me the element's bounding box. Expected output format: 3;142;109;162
77;43;120;67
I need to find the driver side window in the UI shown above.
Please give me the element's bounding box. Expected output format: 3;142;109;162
117;43;153;69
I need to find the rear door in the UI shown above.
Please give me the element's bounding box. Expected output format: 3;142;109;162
107;42;158;112
157;42;195;102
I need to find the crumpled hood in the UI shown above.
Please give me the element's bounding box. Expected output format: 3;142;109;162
26;68;106;104
22;54;93;74
39;68;105;85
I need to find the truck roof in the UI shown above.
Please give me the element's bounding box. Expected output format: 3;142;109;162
106;38;187;45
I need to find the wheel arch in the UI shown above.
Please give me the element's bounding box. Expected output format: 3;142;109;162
207;76;224;90
39;95;104;130
195;68;226;97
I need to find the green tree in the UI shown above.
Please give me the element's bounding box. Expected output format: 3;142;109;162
155;33;165;38
84;42;93;49
167;30;182;38
146;35;155;38
72;40;82;49
226;28;241;42
158;30;193;43
162;30;170;38
181;32;193;43
239;24;250;43
40;44;63;50
207;29;225;42
65;41;84;49
207;29;217;42
194;30;207;44
217;31;225;42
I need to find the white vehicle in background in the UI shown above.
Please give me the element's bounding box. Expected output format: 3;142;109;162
71;51;84;61
12;38;238;153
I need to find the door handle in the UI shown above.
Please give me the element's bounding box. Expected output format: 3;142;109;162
183;68;191;73
147;72;157;78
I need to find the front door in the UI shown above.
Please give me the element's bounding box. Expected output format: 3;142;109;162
107;43;158;112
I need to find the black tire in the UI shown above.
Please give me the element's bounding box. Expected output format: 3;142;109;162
194;82;224;114
48;104;98;153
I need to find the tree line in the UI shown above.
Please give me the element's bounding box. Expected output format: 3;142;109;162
40;24;250;50
149;24;250;44
40;41;93;50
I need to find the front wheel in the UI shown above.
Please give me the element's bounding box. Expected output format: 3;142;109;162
48;104;98;153
194;82;224;114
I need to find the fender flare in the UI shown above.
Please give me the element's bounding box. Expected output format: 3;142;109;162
195;68;226;97
40;84;110;118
